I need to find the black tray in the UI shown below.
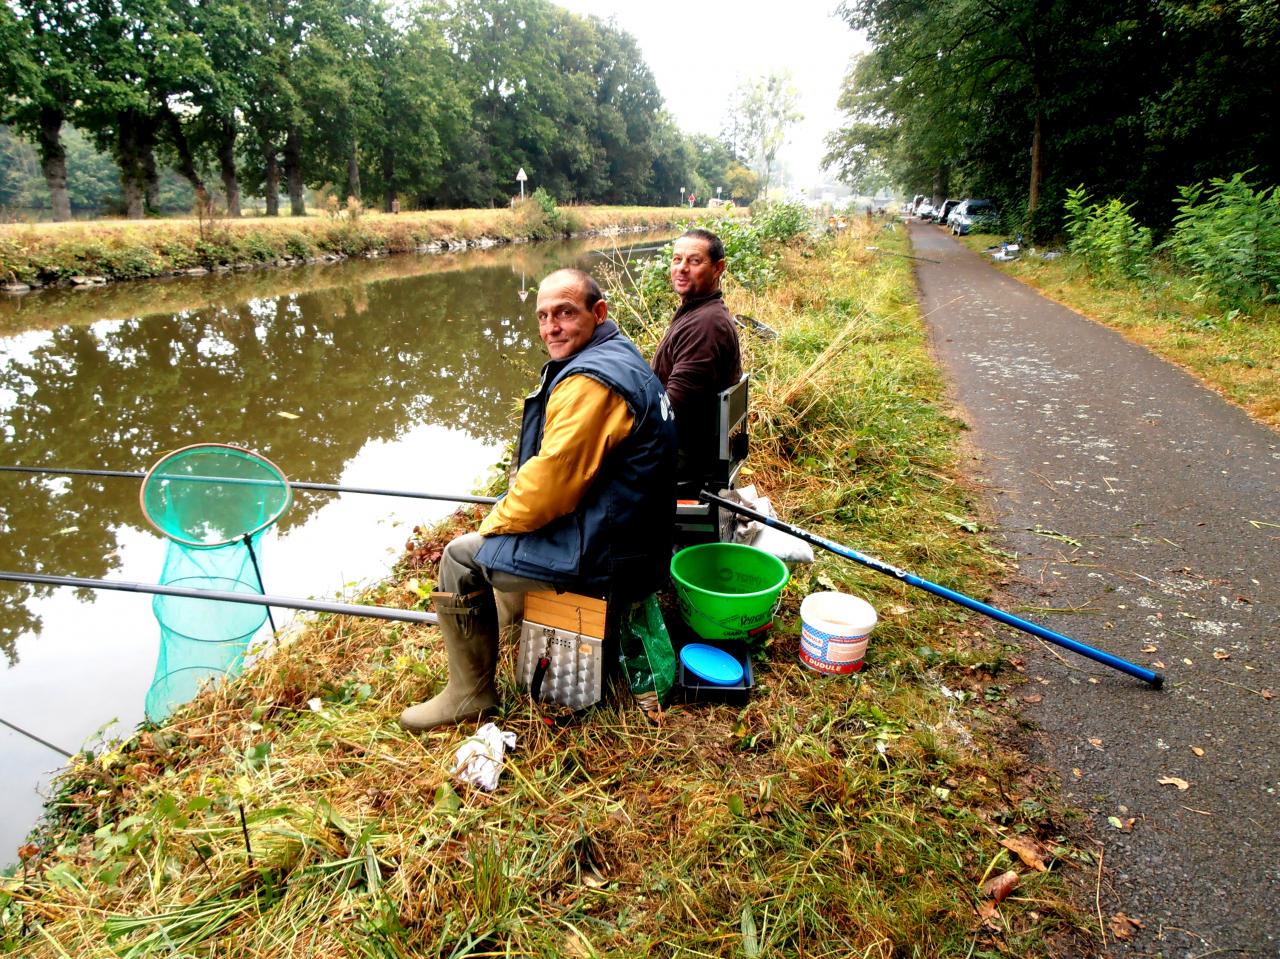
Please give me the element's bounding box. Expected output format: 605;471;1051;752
674;638;754;704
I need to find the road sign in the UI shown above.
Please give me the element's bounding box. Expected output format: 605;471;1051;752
516;167;527;200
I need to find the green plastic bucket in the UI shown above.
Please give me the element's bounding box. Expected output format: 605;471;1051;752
670;543;789;640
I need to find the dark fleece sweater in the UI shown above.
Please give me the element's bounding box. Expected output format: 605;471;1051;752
651;290;742;480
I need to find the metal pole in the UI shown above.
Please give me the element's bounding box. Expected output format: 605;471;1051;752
0;570;439;627
0;465;499;505
700;492;1163;688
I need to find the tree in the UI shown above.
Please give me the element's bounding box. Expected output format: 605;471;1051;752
1;1;82;220
727;71;802;196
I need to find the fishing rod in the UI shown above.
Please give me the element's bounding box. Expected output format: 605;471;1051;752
0;465;499;506
0;571;439;627
701;492;1163;688
1;716;75;759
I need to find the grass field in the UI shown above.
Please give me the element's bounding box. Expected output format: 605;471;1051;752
0;205;710;288
1;218;1095;958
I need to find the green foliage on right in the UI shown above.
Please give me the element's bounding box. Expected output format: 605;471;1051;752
1163;172;1280;307
1063;186;1153;282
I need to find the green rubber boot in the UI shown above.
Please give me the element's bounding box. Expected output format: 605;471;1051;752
399;590;499;732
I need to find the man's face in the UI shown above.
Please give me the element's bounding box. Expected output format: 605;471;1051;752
536;273;606;360
670;236;725;300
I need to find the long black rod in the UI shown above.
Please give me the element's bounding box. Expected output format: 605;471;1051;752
0;716;75;759
701;492;1163;688
0;571;439;626
0;465;499;505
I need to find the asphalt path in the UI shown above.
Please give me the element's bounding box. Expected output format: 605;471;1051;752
908;221;1278;957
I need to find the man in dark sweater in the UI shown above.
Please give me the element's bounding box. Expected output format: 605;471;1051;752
651;228;743;487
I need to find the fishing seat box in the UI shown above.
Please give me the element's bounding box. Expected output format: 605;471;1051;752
515;591;610;711
674;373;750;548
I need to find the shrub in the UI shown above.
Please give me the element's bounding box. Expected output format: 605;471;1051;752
1063;185;1152;281
1162;171;1280;307
752;201;810;244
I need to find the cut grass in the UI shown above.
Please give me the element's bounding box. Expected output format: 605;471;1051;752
0;205;715;288
958;230;1280;430
1;219;1097;957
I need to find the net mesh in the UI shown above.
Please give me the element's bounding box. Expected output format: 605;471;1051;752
140;445;290;722
140;444;291;548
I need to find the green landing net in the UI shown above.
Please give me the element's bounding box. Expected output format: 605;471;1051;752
140;444;292;722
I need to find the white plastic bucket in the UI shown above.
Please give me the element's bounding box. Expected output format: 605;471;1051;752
799;592;878;674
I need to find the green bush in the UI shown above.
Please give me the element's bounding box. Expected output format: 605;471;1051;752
752;201;810;244
1063;185;1152;281
1162;171;1280;307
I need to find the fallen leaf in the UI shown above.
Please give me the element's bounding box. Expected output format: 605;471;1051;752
1158;776;1190;790
1191;746;1205;757
1000;837;1049;872
1072;768;1083;778
1262;689;1273;701
1153;660;1166;669
1109;913;1144;940
1088;677;1100;684
980;869;1020;903
1213;650;1230;660
1088;738;1104;749
1142;644;1158;653
1021;694;1043;704
1107;816;1136;832
276;410;300;420
1183;658;1193;666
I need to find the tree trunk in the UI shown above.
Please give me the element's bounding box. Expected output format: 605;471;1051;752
1028;102;1043;217
931;163;950;206
217;122;241;217
346;136;361;202
143;141;160;214
381;146;395;212
36;107;72;222
284;126;305;215
115;112;152;219
264;148;280;217
161;107;209;211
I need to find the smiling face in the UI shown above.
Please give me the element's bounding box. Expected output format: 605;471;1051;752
669;235;726;300
535;271;607;360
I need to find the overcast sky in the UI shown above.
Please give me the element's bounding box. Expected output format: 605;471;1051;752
553;0;870;186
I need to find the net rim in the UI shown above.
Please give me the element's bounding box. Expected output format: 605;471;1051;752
140;443;292;548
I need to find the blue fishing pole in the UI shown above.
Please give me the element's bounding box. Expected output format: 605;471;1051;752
701;492;1163;688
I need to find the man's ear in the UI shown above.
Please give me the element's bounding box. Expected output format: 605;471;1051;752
713;259;727;282
593;298;608;325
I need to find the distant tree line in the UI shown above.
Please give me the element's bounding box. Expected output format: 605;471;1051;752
824;0;1280;237
0;0;762;219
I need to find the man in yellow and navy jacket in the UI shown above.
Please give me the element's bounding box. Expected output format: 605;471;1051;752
400;268;677;732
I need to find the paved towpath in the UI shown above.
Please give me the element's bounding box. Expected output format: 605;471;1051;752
909;221;1278;957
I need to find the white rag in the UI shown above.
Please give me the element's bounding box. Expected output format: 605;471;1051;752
718;485;815;566
450;722;517;792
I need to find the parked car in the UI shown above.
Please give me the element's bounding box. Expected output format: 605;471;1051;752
910;193;925;214
916;200;935;219
933;198;961;225
949;198;1000;235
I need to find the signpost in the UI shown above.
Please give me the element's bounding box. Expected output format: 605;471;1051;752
516;167;527;200
680;186;685;206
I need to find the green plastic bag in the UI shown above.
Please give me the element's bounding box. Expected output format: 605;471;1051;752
618;593;676;710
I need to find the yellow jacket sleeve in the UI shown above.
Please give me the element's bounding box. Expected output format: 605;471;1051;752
478;375;634;536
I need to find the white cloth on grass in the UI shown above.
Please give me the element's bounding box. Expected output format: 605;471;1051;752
451;722;517;792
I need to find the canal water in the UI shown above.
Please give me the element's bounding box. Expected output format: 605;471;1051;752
0;233;668;862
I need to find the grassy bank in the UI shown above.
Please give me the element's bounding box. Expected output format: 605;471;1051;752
1;218;1095;957
0;204;708;289
957;230;1280;429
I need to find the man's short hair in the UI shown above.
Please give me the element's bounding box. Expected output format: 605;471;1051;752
678;228;725;264
543;267;603;309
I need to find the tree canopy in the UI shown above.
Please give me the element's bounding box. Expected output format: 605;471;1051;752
825;0;1280;236
0;0;758;218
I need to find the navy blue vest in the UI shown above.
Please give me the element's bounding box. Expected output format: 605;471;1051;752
476;321;677;596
